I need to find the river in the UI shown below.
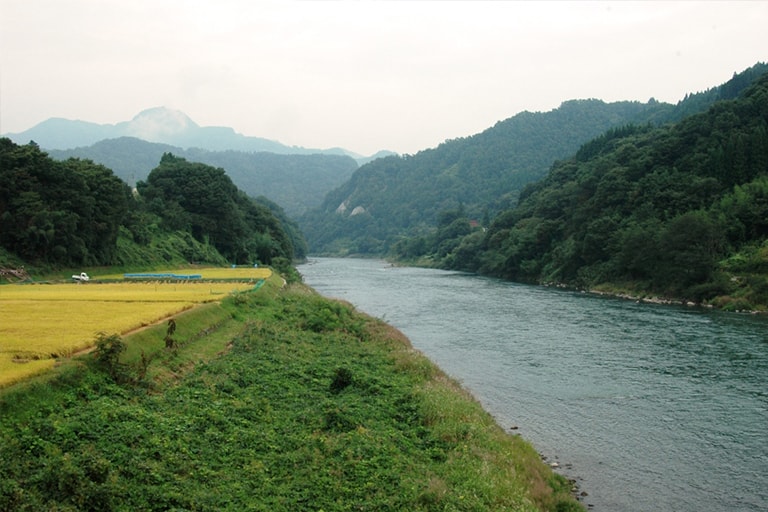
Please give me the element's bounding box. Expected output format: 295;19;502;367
298;257;768;512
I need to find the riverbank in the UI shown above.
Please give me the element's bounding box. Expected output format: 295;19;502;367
585;284;767;314
394;254;768;314
0;272;582;511
300;257;768;511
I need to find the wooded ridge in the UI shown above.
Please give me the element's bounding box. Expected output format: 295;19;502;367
2;63;767;310
0;143;303;274
47;137;360;218
300;63;768;259
392;66;768;310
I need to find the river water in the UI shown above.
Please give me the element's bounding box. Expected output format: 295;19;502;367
298;257;768;512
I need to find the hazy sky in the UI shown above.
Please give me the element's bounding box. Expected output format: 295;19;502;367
1;1;766;156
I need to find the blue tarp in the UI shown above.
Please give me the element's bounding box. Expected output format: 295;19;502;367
123;273;202;280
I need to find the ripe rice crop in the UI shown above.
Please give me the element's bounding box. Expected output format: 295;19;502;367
193;267;272;280
0;281;259;303
96;266;273;281
0;357;56;388
0;270;271;387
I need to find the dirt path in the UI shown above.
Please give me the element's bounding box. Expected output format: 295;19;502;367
67;310;191;359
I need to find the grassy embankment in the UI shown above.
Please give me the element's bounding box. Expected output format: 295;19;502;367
0;271;582;511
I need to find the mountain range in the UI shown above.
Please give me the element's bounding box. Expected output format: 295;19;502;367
4;107;395;217
45;137;360;218
4;106;391;161
5;63;766;252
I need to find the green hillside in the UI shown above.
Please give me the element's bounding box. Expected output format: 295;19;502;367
0;272;581;511
300;98;672;255
300;63;768;257
0;141;302;272
416;70;768;310
48;138;360;217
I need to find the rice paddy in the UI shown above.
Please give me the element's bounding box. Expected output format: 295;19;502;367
0;267;272;387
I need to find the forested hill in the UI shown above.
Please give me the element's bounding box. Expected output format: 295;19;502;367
299;99;670;254
422;70;768;310
299;63;768;256
0;141;304;272
47;137;360;217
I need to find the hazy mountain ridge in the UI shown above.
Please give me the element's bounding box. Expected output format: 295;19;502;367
47;137;359;218
5;106;386;161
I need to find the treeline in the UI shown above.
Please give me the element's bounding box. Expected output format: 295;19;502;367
0;140;303;271
395;71;768;309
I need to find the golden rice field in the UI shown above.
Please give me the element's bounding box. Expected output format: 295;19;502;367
0;267;272;387
97;266;273;281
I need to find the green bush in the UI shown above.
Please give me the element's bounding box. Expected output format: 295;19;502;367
322;403;357;432
91;333;128;383
329;367;354;394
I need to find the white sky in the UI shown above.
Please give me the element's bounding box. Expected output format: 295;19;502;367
1;0;766;156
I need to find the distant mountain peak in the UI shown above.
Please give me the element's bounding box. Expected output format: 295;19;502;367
124;107;198;139
3;106;381;160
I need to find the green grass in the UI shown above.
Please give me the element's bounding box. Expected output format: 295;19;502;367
0;274;581;511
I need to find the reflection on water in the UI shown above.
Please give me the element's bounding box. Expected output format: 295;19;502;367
300;258;768;512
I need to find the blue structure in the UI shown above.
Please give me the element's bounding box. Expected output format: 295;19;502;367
123;273;202;280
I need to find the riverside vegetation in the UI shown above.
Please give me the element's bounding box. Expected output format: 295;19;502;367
0;271;581;511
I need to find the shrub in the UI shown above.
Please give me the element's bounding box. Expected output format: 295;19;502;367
306;306;343;332
329;367;353;394
322;403;357;432
92;333;128;383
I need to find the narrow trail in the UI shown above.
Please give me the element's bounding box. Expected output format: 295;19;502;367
66;308;195;360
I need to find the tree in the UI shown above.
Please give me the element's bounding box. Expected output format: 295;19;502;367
0;140;130;265
137;153;294;264
657;211;725;293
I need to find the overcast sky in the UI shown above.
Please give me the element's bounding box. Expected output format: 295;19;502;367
1;1;766;156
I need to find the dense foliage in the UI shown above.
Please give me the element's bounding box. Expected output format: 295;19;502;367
48;137;360;217
301;63;768;258
0;142;301;269
300;98;675;255
0;278;580;511
0;139;131;266
414;71;768;309
253;194;308;261
137;153;294;265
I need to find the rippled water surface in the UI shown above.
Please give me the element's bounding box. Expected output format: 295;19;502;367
299;258;768;512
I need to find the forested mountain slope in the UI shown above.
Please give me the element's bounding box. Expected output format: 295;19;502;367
48;137;359;217
0;140;303;270
301;99;670;254
300;63;767;255
430;71;768;310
